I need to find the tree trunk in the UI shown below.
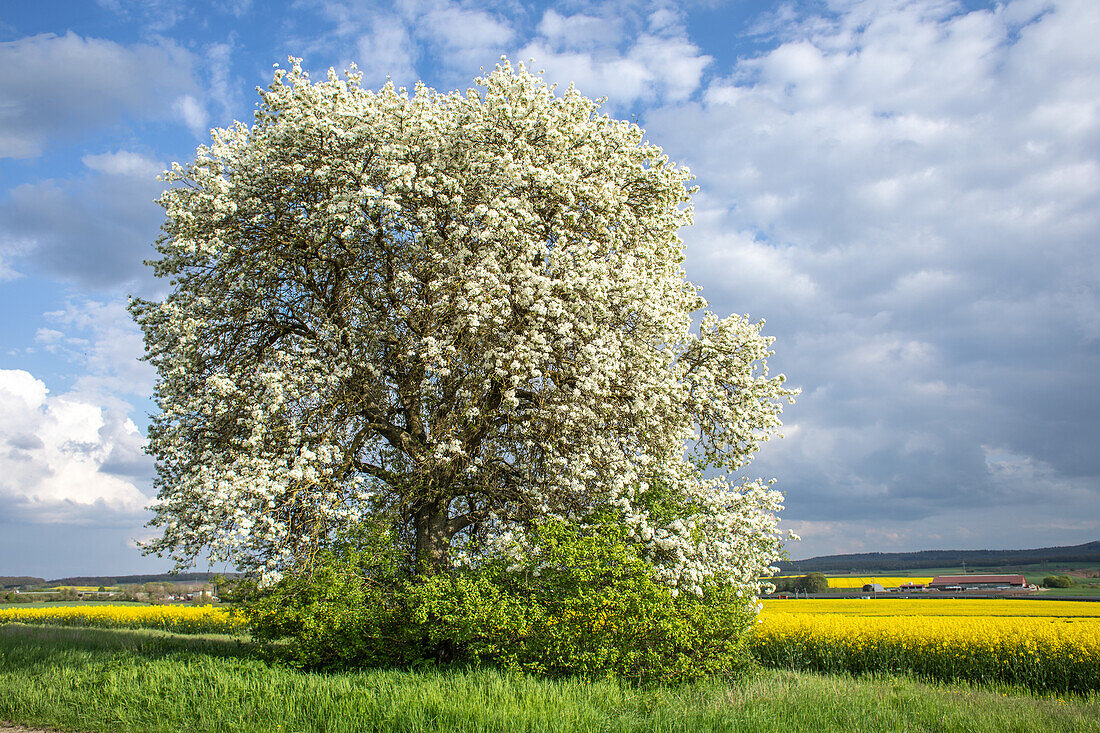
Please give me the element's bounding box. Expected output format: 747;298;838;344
414;499;451;575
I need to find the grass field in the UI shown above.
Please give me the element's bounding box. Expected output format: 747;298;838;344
0;624;1097;733
1037;585;1100;597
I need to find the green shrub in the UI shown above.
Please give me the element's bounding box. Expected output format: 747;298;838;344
798;573;829;593
242;519;759;683
1041;575;1074;589
1;592;33;604
410;520;758;682
240;523;424;670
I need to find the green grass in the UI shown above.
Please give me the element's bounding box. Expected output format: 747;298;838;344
1036;585;1100;597
1;625;1097;732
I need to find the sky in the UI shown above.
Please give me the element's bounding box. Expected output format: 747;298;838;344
0;0;1097;578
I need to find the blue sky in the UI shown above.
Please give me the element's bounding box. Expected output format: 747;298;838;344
1;0;1097;578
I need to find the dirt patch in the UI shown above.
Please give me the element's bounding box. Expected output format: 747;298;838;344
1063;568;1100;578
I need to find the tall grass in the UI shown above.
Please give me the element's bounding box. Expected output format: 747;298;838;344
0;625;1097;732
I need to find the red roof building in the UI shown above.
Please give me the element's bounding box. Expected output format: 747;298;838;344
929;575;1026;589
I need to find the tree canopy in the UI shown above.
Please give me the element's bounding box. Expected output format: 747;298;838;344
131;58;796;596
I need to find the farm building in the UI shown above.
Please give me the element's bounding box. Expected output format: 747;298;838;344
928;575;1027;591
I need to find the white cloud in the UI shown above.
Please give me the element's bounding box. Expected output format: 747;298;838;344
221;0;252;17
517;7;712;108
40;299;156;402
417;1;515;72
536;9;608;51
305;1;709;105
0;32;197;158
0;369;150;523
354;17;418;87
629;34;712;102
688;219;818;310
95;0;190;32
0;237;29;282
304;0;516;89
33;328;64;348
173;95;209;138
81;151;164;180
205;39;240;125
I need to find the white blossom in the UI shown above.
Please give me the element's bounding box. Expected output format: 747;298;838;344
131;57;797;595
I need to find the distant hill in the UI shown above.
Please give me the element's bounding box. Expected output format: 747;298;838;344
0;576;46;589
46;572;242;587
16;541;1100;585
778;541;1100;573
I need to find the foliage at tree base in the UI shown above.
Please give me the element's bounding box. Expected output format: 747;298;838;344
240;521;758;683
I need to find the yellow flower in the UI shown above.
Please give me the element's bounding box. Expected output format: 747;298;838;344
0;604;243;634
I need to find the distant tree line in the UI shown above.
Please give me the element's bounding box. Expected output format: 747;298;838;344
1;578;236;604
0;576;47;589
777;541;1100;573
46;572;241;587
1;573;243;591
1;589;79;603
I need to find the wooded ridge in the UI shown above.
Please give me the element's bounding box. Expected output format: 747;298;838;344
778;541;1100;573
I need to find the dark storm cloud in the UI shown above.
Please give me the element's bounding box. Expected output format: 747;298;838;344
0;155;165;289
645;0;1100;544
0;32;197;159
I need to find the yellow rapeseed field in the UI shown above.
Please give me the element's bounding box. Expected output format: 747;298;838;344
767;576;933;588
762;598;1100;617
754;598;1100;693
823;577;933;589
0;604;243;635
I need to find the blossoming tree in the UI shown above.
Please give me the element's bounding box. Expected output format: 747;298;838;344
131;58;796;596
